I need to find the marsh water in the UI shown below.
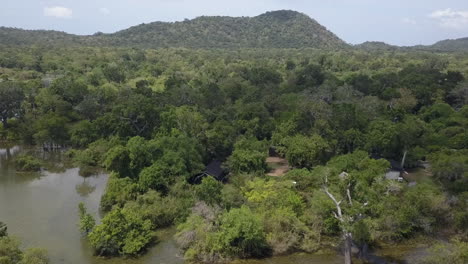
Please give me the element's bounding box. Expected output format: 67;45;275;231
0;144;427;264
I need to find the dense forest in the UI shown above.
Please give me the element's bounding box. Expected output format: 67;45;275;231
0;10;468;264
0;45;467;263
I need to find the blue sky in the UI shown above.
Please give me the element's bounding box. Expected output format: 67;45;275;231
2;0;468;46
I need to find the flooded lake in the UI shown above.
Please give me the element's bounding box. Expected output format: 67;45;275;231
0;144;427;264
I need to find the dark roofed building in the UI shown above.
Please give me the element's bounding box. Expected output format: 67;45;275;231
191;160;226;184
204;160;224;179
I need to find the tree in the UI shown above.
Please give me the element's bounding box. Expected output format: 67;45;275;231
395;116;426;168
447;81;468;108
214;206;268;258
100;174;139;211
103;146;132;177
418;239;468;264
70;120;98;147
88;207;153;256
0;237;23;264
0;222;7;237
102;63;126;83
109;92;159;138
0;82;24;129
138;151;187;193
365;119;397;156
428;149;468;192
78;202;96;234
227;149;267;174
126;136;156;176
195;176;223;206
295;64;325;90
159;106;208;141
20;248;49;264
323;177;354;264
283;134;330;168
33;113;69;147
319;151;390;264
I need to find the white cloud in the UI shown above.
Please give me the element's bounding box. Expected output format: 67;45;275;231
43;6;73;18
401;18;416;25
99;7;111;15
429;8;468;29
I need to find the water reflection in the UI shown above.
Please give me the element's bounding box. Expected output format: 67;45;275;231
0;146;108;263
0;145;20;157
76;178;97;197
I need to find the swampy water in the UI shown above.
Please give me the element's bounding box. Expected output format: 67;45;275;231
0;144;427;264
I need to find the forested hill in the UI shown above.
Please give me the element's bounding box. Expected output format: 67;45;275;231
355;38;468;53
354;41;399;51
106;10;347;48
429;37;468;52
0;10;347;49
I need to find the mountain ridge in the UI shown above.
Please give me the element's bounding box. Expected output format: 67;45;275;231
0;10;347;49
0;10;467;52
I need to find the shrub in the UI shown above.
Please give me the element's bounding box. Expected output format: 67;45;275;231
195;176;223;206
78;202;96;234
100;174;139;211
88;207;153;256
227;149;267;174
14;155;42;172
213;206;269;258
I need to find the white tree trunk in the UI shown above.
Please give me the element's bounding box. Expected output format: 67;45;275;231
401;149;408;169
324;184;353;264
344;232;352;264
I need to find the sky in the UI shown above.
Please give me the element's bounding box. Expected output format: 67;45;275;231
1;0;468;46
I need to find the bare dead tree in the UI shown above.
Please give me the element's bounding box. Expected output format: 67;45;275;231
323;175;353;264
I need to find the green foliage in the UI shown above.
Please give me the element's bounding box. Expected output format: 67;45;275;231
0;222;49;264
282;134;330;168
20;248;49;264
103;146;132;177
429;149;468;192
78;202;95;234
418;239;468;264
228;149;267;175
176;212;216;262
88;207;153;256
0;29;468;262
33;113;69;146
365;119;397;156
124;189;193;229
152;132;205;177
263;207;320;254
213;206;268;258
0;82;24;129
0;237;22;264
70;120;98;147
243;179;304;216
100;174;139;211
159;106;208;140
370;182;449;241
195;176;223;206
102;63;126;83
14;155;42;172
138;151;187;193
126;136;155;176
72;137;121;167
227;138;268;174
0;222;6;238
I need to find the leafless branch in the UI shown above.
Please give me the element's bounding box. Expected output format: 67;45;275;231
346;183;353;206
